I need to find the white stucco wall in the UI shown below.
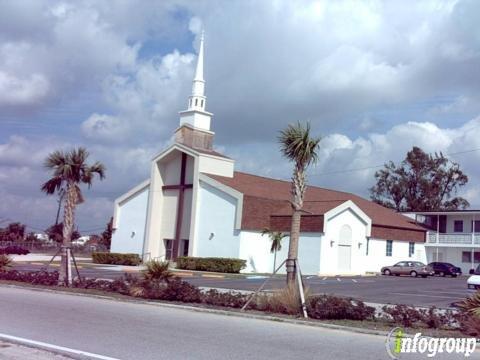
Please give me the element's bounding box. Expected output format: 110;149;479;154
445;214;477;233
365;239;427;272
239;231;322;275
197;155;234;177
111;187;149;255
194;181;240;258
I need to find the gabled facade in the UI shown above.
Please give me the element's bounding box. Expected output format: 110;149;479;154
110;33;428;275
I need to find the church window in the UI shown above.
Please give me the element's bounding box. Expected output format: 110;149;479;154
201;100;204;107
408;242;415;257
386;240;393;257
195;98;198;106
182;239;189;257
164;239;173;260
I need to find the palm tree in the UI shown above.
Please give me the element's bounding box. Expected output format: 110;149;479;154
278;122;320;285
41;147;105;286
261;229;287;273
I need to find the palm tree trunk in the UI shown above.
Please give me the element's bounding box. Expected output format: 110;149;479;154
273;249;277;274
286;209;301;285
60;182;75;286
55;190;65;225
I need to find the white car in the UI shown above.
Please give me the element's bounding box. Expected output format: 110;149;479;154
467;265;480;289
72;236;90;246
468;275;480;290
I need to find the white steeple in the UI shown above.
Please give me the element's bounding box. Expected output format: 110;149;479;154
179;31;213;132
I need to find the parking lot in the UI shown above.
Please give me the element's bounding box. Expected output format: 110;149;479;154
186;274;474;308
11;261;475;308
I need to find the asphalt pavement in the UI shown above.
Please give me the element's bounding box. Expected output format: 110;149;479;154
0;286;476;360
12;262;476;308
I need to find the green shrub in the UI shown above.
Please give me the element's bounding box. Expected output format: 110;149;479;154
202;289;249;309
159;278;202;303
0;270;59;285
382;304;423;327
456;291;480;336
457;291;480;317
418;306;455;329
456;313;480;337
176;256;246;273
143;260;173;282
92;252;141;266
0;255;12;272
307;295;375;320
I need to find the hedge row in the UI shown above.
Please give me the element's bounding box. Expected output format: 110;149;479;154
176;257;246;273
92;252;141;266
0;270;59;285
0;246;30;255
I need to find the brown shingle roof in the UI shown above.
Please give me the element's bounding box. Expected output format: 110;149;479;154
205;171;425;241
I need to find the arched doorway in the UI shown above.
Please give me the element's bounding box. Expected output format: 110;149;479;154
338;225;352;273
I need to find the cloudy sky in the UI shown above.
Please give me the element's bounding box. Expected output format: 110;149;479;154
1;0;480;234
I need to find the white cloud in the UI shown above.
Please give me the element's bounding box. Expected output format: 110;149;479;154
2;0;480;229
81;113;129;141
0;71;49;106
226;117;480;209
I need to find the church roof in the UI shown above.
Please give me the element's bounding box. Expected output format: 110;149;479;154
185;144;232;159
205;171;425;241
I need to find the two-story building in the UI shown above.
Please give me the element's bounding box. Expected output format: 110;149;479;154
405;210;480;274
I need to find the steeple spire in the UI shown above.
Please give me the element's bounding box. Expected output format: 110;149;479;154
194;31;204;82
188;30;206;111
177;30;214;148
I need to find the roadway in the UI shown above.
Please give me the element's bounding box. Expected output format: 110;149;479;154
0;286;475;360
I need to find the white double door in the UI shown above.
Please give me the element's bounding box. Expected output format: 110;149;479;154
337;225;352;273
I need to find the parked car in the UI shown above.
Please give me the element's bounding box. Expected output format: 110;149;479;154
428;262;462;277
381;261;434;278
72;236;90;247
467;265;480;289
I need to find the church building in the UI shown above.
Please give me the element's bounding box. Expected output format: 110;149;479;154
110;34;428;275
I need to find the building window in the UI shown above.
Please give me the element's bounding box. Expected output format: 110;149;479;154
201;99;204;107
386;240;393;257
181;239;189;257
408;242;415;257
164;239;173;260
472;220;480;232
195;98;198;106
462;251;480;263
366;238;370;256
454;220;463;232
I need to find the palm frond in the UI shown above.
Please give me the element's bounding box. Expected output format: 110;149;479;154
44;150;67;169
278;121;321;168
41;177;63;195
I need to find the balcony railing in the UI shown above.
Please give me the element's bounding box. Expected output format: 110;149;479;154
427;233;480;245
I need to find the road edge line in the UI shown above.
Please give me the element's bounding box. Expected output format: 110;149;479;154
0;332;120;360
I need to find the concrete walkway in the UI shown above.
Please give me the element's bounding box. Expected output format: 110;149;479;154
11;254;91;262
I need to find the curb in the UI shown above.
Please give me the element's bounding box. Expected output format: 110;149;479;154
0;334;116;360
0;283;389;338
